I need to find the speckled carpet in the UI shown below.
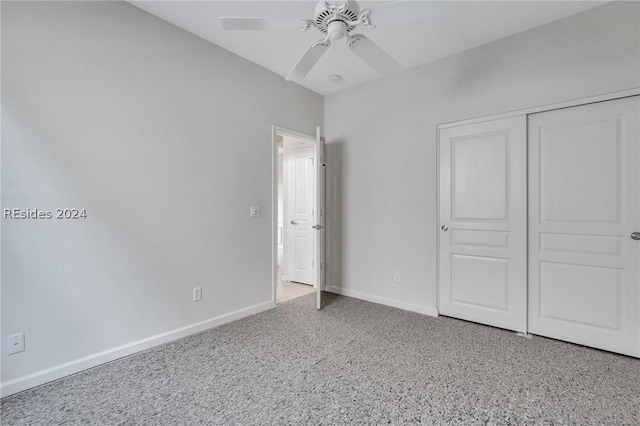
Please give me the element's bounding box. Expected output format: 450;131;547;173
2;293;639;425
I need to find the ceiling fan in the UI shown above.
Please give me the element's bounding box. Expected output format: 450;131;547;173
220;0;401;82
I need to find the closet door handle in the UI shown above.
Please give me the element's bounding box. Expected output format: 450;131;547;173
290;220;298;225
632;232;640;241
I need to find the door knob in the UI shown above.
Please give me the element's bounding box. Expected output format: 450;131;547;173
290;220;298;225
632;232;640;241
441;225;448;232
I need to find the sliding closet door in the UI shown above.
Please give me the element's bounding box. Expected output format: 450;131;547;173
439;116;527;333
528;96;640;357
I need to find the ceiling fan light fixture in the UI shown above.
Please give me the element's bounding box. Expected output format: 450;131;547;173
327;20;347;40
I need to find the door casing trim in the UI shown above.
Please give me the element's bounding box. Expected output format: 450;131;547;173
437;88;640;130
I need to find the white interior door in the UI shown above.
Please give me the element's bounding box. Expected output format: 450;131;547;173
439;116;527;332
283;138;316;286
528;96;640;357
315;127;326;310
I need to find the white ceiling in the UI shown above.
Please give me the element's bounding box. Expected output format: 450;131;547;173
130;1;606;95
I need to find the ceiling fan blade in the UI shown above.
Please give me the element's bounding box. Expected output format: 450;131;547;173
286;40;330;82
347;34;400;76
220;17;302;31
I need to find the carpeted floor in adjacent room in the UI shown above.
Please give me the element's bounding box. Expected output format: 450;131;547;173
2;293;639;425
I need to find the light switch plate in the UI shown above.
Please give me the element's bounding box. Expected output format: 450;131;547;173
193;287;202;302
7;332;25;355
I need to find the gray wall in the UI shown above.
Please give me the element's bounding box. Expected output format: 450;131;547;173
324;2;639;310
1;1;322;384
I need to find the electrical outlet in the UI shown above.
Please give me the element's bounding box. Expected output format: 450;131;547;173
193;287;202;302
250;206;261;217
7;332;25;355
394;272;401;283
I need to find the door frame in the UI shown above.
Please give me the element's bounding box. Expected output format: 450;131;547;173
435;87;640;323
271;125;318;307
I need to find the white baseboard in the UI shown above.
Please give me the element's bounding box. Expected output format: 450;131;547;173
1;300;274;398
324;285;439;318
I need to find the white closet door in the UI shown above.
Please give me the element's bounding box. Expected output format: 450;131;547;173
528;96;640;357
439;116;527;332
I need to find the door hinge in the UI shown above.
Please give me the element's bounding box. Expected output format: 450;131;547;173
319;137;326;165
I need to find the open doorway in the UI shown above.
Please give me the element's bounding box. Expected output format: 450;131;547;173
275;132;317;303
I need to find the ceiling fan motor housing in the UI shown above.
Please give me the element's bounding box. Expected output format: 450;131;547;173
314;0;361;35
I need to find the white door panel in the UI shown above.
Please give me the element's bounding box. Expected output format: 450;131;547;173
439;116;527;332
451;255;509;310
452;133;508;221
284;141;315;286
528;96;639;357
